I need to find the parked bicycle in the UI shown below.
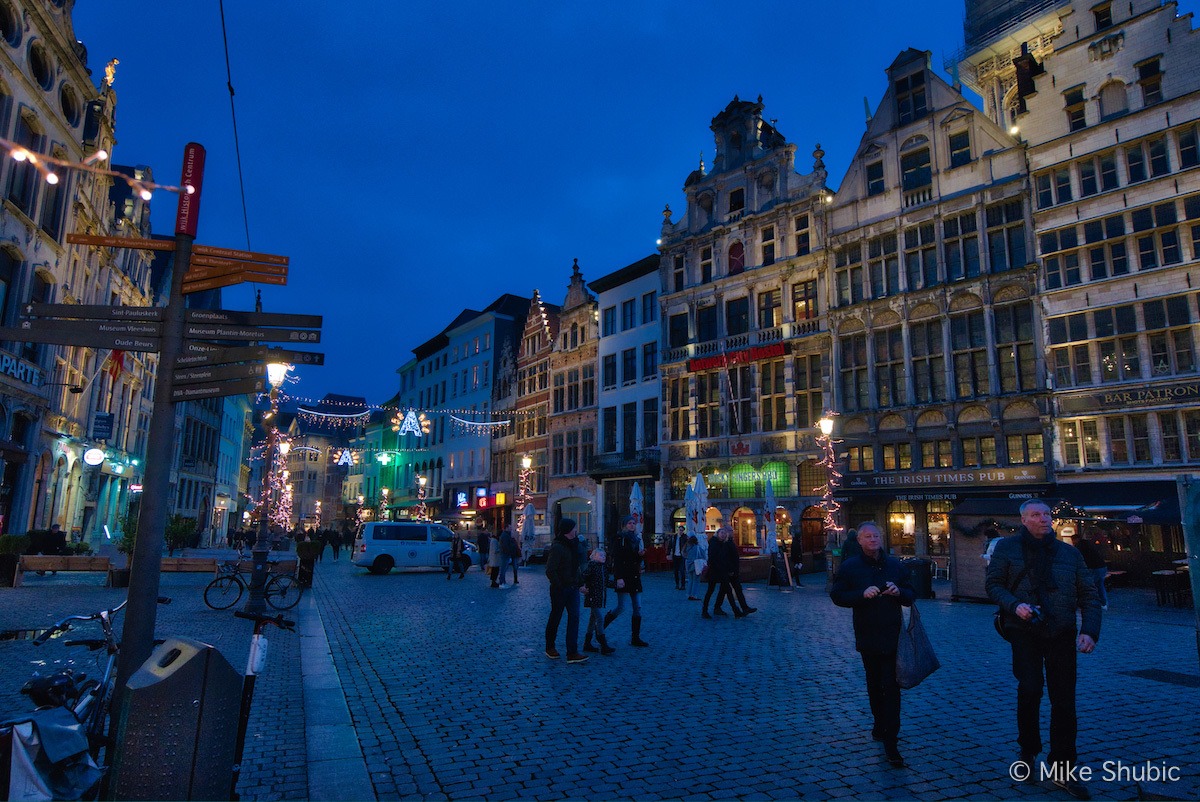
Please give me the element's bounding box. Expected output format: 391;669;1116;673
229;609;294;800
3;595;170;801
204;560;301;611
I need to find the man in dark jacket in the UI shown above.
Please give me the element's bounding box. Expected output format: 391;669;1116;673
476;527;491;572
830;521;914;768
544;518;588;664
986;499;1101;801
666;524;688;590
604;516;649;647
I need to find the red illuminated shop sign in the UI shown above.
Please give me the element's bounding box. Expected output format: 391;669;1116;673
688;342;790;372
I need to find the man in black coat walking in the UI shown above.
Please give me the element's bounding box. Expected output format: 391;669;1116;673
830;521;914;768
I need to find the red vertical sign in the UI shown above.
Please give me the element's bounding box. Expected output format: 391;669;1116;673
174;142;206;237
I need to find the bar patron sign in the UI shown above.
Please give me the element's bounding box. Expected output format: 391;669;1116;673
1059;380;1200;414
687;342;789;372
845;465;1048;490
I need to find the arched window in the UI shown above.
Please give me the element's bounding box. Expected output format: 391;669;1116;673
728;242;745;275
800;505;825;554
1099;81;1128;119
927;500;952;556
732;507;757;548
7;113;40;215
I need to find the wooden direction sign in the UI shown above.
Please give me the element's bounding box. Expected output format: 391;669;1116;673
65;233;175;252
22;318;162;338
182;272;287;295
192;244;289;266
184;323;320;344
170;377;266;402
0;325;160;352
22;303;164;322
190;256;289;275
186;262;288;281
186;309;321;329
173;362;265;386
176;342;268;368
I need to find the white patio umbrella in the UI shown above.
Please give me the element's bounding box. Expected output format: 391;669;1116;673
693;472;709;557
629;482;645;550
763;478;779;555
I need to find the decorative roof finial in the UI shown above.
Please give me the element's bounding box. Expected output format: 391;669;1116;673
698;152;705;173
572;257;581;278
103;58;119;88
813;143;826;170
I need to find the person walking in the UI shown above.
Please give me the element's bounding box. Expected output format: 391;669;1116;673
986;499;1101;800
499;526;520;587
685;535;702;600
487;527;503;587
830;521;914;768
726;533;757;616
701;527;744;618
667;524;688;590
581;547;615;655
476;527;491;573
330;530;343;561
545;518;588;664
603;516;649;647
448;530;468;579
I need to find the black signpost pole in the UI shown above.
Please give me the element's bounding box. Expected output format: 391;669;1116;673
114;143;205;692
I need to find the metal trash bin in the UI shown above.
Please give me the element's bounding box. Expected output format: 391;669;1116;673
109;637;242;801
902;557;935;600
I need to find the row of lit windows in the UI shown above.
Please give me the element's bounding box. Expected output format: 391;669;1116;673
845;432;1044;472
665;356;823;441
667;215;813;293
666;281;818;350
1060;410;1200;467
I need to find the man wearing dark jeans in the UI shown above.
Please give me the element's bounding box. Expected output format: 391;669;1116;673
544;518;588;664
667;525;688;590
830;522;914;768
987;499;1101;801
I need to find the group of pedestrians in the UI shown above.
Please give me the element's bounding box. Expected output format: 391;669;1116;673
478;526;521;588
831;502;1102;800
544;515;651;664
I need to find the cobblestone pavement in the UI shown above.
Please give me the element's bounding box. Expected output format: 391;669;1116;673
0;558;1196;801
0;568;307;801
315;560;1200;801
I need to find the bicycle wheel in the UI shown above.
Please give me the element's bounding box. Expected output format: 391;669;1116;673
204;576;243;610
265;574;301;610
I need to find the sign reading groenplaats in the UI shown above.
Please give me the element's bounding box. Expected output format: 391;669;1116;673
688;341;790;372
845;465;1048;489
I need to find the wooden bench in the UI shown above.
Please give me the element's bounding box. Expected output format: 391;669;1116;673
159;557;217;573
14;555;112;587
223;559;298;576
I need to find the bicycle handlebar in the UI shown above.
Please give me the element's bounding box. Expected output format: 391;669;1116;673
233;610;295;631
33;596;171;645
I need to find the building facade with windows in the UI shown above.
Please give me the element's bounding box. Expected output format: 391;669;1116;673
510;289;558;549
959;0;1200;570
657;97;832;565
545;261;598;543
587;254;660;546
827;49;1048;566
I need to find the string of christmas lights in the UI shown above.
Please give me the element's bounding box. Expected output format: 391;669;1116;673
815;412;844;540
449;413;511;434
0;136;193;201
281;392;536;418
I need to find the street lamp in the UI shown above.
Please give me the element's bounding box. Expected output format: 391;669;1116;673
515;453;533;539
246;361;290;613
416;475;427;521
816;412;844;591
380;487;389;521
356;493;365;533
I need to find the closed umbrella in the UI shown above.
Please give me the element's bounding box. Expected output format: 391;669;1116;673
629;482;645;550
693;472;709;557
763;477;779;555
520;502;536;560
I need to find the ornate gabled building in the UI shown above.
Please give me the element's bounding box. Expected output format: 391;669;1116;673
957;0;1200;572
511;289;558;551
657;96;831;564
827;49;1047;569
547;260;598;544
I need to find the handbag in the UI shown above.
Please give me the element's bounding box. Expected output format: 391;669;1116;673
895;604;940;689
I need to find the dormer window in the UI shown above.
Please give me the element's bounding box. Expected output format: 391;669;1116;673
866;160;885;196
1093;3;1113;31
895;71;927;124
1064;86;1087;132
728;188;745;214
1138;58;1163;106
900;148;931;191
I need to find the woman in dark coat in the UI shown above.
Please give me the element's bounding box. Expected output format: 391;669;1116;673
701;527;745;618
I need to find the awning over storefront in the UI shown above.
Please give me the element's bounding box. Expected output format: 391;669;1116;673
1127;494;1181;525
1053;480;1178;515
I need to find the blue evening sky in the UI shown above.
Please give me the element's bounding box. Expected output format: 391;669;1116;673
69;1;982;405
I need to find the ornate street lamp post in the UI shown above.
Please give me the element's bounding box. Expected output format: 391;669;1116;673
415;475;427;521
380;487;389;522
246;361;290;613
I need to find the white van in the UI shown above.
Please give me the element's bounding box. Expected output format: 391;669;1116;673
353;521;475;575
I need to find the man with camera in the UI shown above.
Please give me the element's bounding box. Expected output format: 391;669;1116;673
986;499;1102;801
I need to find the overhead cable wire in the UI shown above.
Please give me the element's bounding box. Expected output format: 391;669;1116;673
219;0;252;250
